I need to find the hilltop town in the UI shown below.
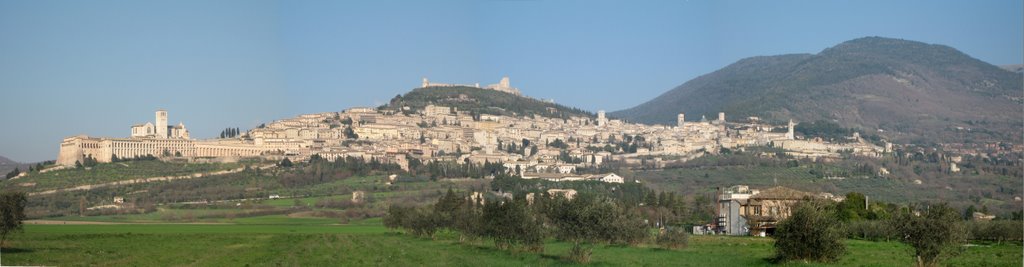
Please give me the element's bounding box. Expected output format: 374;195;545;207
56;77;886;183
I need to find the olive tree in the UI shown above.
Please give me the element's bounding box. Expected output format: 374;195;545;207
0;191;27;248
480;199;545;252
773;201;846;263
543;195;646;263
890;203;967;267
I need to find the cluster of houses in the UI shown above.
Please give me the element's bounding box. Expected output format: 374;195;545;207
57;81;888;186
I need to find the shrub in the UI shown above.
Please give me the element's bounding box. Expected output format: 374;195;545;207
406;207;441;238
656;227;689;249
966;220;1022;243
383;204;413;230
845;220;896;241
382;204;441;238
773;201;846;263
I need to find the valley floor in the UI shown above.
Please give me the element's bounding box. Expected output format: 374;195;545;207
3;217;1020;267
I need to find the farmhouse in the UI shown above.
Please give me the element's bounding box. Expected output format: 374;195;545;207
715;185;828;236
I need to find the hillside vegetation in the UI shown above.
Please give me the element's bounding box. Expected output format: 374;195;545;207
384;86;594;119
0;160;244;194
612;37;1023;144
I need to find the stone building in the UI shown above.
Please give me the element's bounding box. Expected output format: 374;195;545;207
716;185;823;236
57;110;263;166
421;76;522;96
740;186;818;236
131;110;189;139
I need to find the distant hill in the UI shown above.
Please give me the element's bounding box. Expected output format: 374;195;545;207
0;156;54;176
1002;64;1024;74
0;155;23;175
612;37;1023;144
384;86;594;119
0;155;17;167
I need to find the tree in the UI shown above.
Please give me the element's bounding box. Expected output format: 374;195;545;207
4;168;19;179
278;158;294;168
383;204;440;238
773;201;846;263
452;198;483;242
544;195;646;263
548;139;569;149
0;191;26;248
480;199;544;252
344;127;359;139
890;203;967;267
433;188;463;228
405;207;440;238
963;205;976;220
383;204;413;229
837;192;868;221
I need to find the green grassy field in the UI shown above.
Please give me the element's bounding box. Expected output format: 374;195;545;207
3;217;1020;266
4;160;1019;266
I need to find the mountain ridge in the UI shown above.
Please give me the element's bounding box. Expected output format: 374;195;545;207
612;36;1023;144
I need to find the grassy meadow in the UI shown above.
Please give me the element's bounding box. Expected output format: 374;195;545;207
2;160;1020;266
3;217;1021;266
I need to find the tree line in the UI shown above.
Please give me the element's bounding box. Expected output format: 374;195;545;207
772;196;1019;267
384;189;684;263
219;127;241;138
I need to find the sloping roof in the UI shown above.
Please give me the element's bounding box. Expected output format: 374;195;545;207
583;173;615;179
523;173;581;179
750;186;815;200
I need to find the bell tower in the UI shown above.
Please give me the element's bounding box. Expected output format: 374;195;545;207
156;110;168;138
786;119;795;140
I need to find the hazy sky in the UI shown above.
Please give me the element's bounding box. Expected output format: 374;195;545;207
1;0;1021;162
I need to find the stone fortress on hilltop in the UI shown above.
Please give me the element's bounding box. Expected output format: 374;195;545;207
55;78;887;183
421;76;522;96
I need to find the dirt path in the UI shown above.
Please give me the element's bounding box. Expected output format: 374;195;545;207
26;220;232;225
29;164;277;197
26;220;126;225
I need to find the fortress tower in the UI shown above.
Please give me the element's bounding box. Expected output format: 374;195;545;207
499;76;510;88
677;113;685;128
597;110;607;126
156;110;168;138
718;112;725;122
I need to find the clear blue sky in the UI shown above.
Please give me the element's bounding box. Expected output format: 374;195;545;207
1;0;1021;162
